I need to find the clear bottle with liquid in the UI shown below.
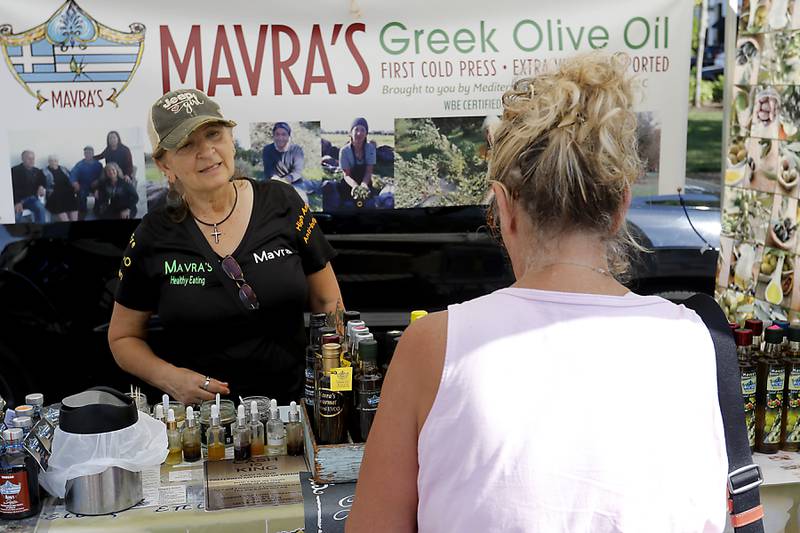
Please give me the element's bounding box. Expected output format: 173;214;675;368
0;428;41;520
154;403;165;424
182;406;202;462
165;408;182;465
735;328;757;452
267;399;287;456
286;401;304;456
206;404;226;461
757;326;785;453
233;404;251;460
249;400;266;457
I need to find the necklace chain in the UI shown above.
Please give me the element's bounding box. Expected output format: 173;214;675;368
546;261;612;276
190;182;238;245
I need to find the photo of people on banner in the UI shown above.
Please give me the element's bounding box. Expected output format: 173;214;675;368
719;0;800;323
8;128;145;223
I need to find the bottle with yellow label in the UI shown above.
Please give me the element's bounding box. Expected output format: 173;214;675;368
757;326;785;453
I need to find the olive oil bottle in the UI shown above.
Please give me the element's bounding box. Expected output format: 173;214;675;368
317;343;348;444
745;319;763;354
735;329;757;451
355;339;382;442
782;325;800;451
757;326;785;453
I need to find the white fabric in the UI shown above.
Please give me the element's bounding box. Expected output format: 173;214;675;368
39;412;167;498
417;288;729;533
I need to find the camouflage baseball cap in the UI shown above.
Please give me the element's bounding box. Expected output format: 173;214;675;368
148;88;236;155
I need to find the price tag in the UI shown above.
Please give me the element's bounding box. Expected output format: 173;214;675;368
330;367;352;392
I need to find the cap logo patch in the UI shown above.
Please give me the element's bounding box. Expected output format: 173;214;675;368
161;92;204;114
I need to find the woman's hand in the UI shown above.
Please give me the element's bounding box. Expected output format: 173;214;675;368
166;367;230;405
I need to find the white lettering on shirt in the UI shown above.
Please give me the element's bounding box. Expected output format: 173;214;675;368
253;248;294;264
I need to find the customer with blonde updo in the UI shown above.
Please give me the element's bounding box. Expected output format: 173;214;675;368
347;54;727;532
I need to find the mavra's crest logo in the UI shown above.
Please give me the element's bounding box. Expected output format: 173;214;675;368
0;0;145;110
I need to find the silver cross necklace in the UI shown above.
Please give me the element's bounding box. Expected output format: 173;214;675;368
191;183;238;244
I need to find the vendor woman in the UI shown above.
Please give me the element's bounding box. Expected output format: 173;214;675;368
108;88;342;405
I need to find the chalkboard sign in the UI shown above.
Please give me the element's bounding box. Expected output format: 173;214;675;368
300;472;356;533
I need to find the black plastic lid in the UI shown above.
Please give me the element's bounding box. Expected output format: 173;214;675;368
344;310;361;323
765;325;784;345
59;386;138;434
772;320;790;331
319;326;336;336
359;339;378;361
310;313;327;326
789;324;800;343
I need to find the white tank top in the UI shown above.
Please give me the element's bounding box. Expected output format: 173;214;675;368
417;288;728;533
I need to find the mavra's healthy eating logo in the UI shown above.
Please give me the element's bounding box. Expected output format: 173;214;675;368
0;0;145;110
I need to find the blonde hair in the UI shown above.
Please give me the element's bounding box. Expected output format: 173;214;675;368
487;53;645;277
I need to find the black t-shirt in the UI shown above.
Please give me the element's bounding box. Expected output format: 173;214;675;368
115;178;336;403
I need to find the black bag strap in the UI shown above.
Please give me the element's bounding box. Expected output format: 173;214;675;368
682;293;764;533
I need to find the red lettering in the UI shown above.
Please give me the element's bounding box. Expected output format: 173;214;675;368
234;25;268;96
78;90;87;106
271;25;301;96
303;25;335;94
208;26;242;96
160;25;203;92
51;91;63;108
345;23;369;95
96;89;105;107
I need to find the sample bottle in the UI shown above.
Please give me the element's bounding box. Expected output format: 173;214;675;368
154;403;165;424
0;428;41;520
317;343;348;444
13;406;33;422
233;404;252;461
249;400;266;457
206;404;226;461
355;339;383;442
757;326;785;453
735;329;757;452
267;399;287;456
745;319;764;354
165;408;182;465
286;401;304;456
181;406;202;462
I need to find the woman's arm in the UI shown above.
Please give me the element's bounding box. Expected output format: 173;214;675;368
361;165;374;189
286;145;305;183
346;312;447;533
306;262;343;314
108;302;229;404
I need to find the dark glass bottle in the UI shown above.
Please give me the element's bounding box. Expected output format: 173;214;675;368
355;339;383;442
317;343;348;445
306;313;328;432
756;326;785;453
734;329;757;452
0;428;41;520
382;331;403;376
745;319;763;354
782;325;800;451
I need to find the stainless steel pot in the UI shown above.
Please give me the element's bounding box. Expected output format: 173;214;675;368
65;466;143;515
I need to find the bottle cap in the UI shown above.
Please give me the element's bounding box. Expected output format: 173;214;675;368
14;405;33;418
289;401;300;422
765;325;784;344
154;404;164;420
744;319;763;337
250;400;259;416
410;310;428;322
211;403;220;422
25;393;44;407
13;416;32;430
270;398;278;411
310;312;327;325
322;343;341;358
734;328;753;347
772;320;790;331
215;393;221;413
2;427;23;443
789;324;800;343
319;326;336;337
344;310;361;323
729;322;739;332
167;408;175;423
186;406;195;427
322;334;340;345
347;320;366;338
238;403;246;423
359;339;378;361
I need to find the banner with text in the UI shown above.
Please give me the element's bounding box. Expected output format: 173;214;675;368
0;0;693;223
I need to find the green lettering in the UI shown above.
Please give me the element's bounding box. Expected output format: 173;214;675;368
380;22;409;55
427;29;449;54
624;17;649;50
164;260;177;275
414;29;425;54
480;21;498;53
513;20;543;52
566;25;584;50
453;29;476;53
588;26;609;49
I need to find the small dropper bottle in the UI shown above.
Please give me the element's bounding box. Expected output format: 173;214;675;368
249;400;266;456
165;408;182;465
286;401;304;456
206;404;226;461
233;404;251;460
154;403;164;424
267;399;287;456
181;406;201;462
